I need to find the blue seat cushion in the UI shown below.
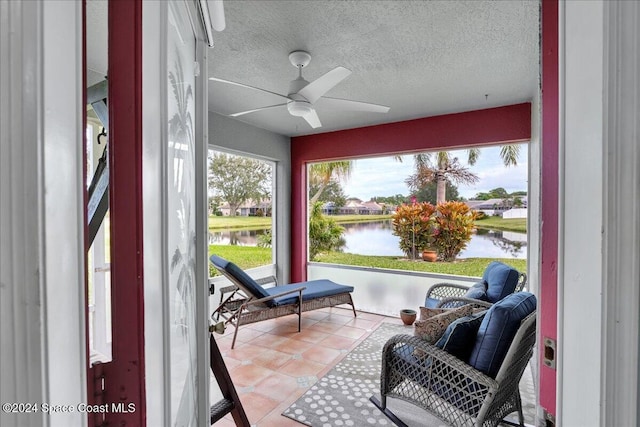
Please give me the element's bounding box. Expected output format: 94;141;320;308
464;280;488;301
468;292;536;378
435;310;487;361
483;261;520;302
210;255;272;304
267;280;354;306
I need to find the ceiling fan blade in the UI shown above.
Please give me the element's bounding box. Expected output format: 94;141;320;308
209;77;290;101
298;66;352;104
320;97;390;113
302;109;322;128
229;103;287;117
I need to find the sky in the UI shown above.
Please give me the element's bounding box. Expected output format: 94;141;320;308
337;144;528;201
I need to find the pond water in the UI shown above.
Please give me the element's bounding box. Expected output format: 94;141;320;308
209;220;527;259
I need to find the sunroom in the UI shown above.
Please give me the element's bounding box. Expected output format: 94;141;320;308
2;1;639;427
201;2;538;426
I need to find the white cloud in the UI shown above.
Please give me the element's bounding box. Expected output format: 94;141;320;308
339;145;528;201
339;155;412;200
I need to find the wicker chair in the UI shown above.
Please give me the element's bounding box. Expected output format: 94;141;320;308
425;261;527;309
210;255;356;349
371;295;536;427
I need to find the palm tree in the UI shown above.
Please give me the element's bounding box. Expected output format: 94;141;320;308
308;160;353;205
406;145;520;204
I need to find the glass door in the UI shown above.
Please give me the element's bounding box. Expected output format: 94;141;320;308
166;2;199;425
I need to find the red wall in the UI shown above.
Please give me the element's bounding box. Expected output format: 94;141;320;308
290;103;532;282
540;0;559;418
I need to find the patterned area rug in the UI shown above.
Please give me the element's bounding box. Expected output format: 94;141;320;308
282;322;432;426
282;322;536;427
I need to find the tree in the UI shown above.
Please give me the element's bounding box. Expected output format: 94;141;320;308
487;187;509;199
372;194;407;206
414;179;460;204
404;145;521;204
308;202;345;260
475;188;526;201
309;178;347;208
208;153;271;216
308;161;353;205
208;195;223;215
405;152;479;204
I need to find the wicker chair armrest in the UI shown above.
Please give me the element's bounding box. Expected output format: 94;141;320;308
382;334;498;390
426;282;471;300
515;272;527;292
243;286;306;307
436;297;492;310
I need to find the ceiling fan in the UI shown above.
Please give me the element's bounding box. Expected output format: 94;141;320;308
209;50;390;129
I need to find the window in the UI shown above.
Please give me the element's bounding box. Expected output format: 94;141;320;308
306;144;528;277
86;116;112;364
207;149;275;273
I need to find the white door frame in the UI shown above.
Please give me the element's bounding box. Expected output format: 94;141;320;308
1;1;86;426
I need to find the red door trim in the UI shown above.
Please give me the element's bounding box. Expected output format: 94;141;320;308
539;0;559;417
290;103;532;282
103;0;146;425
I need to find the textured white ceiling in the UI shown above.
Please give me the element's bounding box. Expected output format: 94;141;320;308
207;0;540;137
86;0;108;86
84;1;540;137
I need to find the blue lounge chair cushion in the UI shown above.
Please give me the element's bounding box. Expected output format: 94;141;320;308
210;255;354;308
210;255;272;303
468;292;536;377
483;261;520;302
267;280;354;306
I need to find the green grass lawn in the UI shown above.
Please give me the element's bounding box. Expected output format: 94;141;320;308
208;216;272;230
314;252;526;277
209;214;525;233
208;213;527;277
331;214;393;223
208;245;272;276
474;216;527;233
209;244;526;278
208;214;393;230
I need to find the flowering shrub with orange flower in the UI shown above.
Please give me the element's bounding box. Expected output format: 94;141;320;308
392;202;437;259
431;201;478;262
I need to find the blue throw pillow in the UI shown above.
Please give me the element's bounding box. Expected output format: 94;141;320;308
435;311;486;361
468;292;536;378
464;280;488;301
483;262;520;302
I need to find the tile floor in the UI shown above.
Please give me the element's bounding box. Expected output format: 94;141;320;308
210;307;537;427
210;307;396;427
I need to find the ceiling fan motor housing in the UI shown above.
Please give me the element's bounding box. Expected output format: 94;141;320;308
287;100;313;117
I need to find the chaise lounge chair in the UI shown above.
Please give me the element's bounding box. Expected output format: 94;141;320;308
209;255;356;348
